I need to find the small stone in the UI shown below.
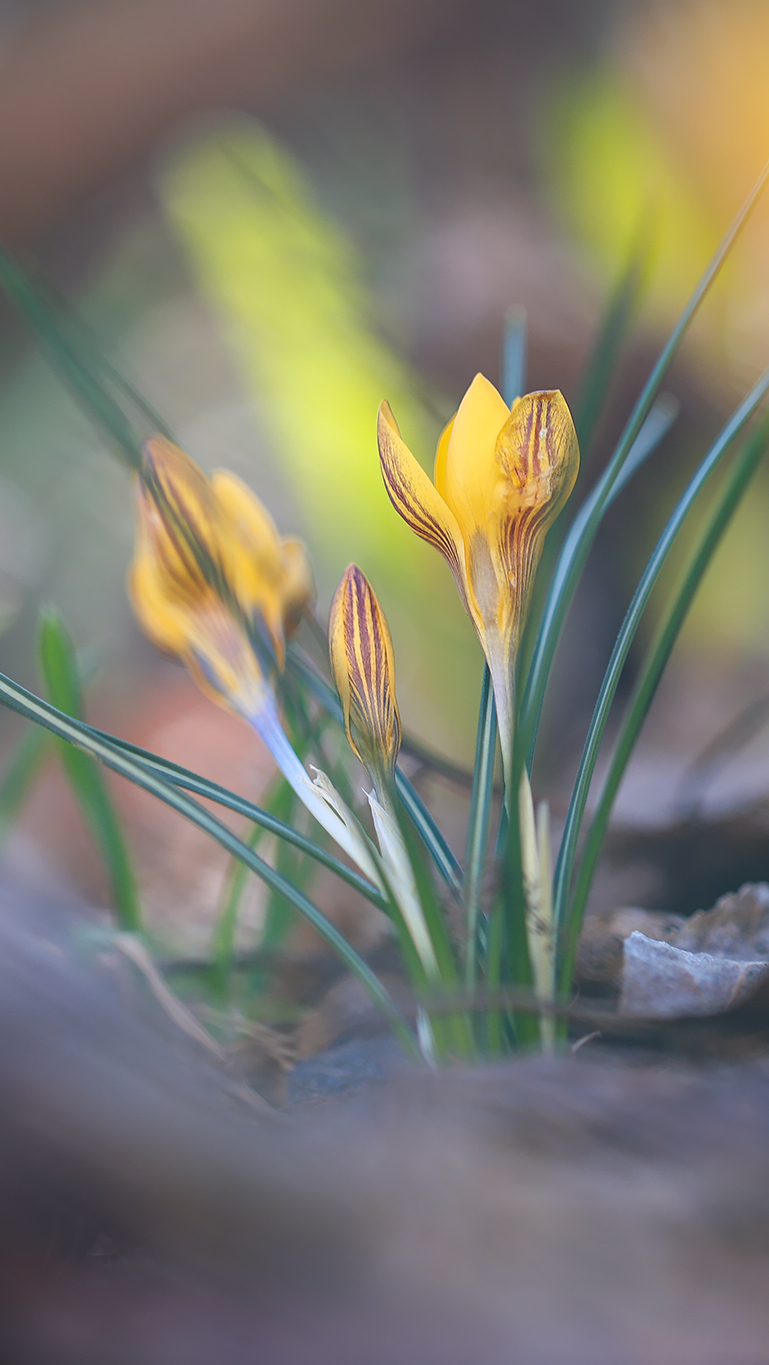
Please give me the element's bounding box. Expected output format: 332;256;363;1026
620;931;769;1019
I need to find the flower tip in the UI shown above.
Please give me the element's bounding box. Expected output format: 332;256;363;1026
140;434;196;481
378;400;400;439
329;564;400;782
464;371;509;412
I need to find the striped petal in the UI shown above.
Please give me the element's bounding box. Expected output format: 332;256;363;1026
329;565;400;786
490;389;579;636
129;530;267;718
128;520;193;656
377;402;466;596
140;437;222;590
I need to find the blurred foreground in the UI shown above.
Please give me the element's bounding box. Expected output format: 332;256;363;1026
3;875;769;1365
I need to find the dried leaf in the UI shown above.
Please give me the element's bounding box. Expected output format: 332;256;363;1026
620;931;769;1018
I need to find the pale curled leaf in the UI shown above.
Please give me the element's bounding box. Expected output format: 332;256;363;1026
620;932;769;1019
368;792;438;977
308;768;383;890
518;775;556;1048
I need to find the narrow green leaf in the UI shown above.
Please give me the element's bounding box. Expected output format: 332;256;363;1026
78;722;388;911
210;816;270;1002
50;294;175;440
463;666;498;989
261;781;307;950
394;771;463;900
552;369;769;947
0;244;144;469
0;666;417;1057
519;159;769;762
393;802;474;1057
38;610;142;932
603;394;679;509
573;236;650;457
517;398;678;740
502;305;527;404
0;723;49;845
561;407;769;990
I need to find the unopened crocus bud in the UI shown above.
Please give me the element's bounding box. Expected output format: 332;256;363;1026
329;565;401;794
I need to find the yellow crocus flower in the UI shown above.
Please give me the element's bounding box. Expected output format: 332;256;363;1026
129;437;385;885
377;375;579;769
129;437;313;717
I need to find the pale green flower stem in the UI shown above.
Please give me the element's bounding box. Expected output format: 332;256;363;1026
250;696;382;889
492;659;556;1051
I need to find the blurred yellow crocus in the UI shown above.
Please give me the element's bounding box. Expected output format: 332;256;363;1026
129;436;313;719
378;375;579;769
129;437;384;886
329;564;401;795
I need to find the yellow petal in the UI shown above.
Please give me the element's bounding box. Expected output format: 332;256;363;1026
210;468;285;643
141;437;222;587
211;469;284;579
184;605;268;718
488;389;580;645
128;529;193;655
436;374;510;540
494;390;579;516
377;402;466;593
130;537;267;717
432;414;454;494
329;564;400;780
279;536;315;633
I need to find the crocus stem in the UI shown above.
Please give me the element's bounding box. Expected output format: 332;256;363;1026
464;667;497;990
368;786;439;978
518;773;556;1053
250;695;382;889
487;656;516;813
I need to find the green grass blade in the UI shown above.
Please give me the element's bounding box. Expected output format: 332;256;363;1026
0;723;49;846
0;244;144;469
394;771;463;900
521;398;677;742
552;369;769;956
211;821;266;1001
210;771;283;1003
261;781;312;951
49;294;175;441
463;666;498;988
503;306;527;403
603;394;679;507
573;237;649;457
561;407;769;989
38;610;143;932
519;159;769;762
0;666;416;1055
77;722;388;911
392;804;474;1058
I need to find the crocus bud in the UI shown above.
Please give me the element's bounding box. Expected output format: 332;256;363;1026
329;565;401;791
